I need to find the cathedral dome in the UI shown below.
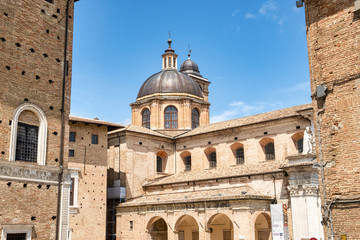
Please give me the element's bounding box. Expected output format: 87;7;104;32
180;58;202;77
137;69;203;99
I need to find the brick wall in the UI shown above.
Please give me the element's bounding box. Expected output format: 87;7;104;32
305;0;360;238
0;0;75;239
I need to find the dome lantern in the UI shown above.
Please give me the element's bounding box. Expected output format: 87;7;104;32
161;33;177;70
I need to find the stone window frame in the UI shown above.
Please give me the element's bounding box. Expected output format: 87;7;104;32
191;108;200;129
164;105;178;129
230;142;245;165
9;103;48;165
291;132;304;154
69;132;76;142
69;168;79;213
180;151;191;171
141;108;151;129
259;137;275;161
156;151;168;173
1;224;33;240
204;147;217;168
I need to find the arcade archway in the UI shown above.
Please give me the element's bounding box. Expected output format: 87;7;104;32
147;217;168;240
175;215;199;240
254;213;271;240
207;213;234;240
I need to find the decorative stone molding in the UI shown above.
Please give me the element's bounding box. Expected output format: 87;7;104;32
0;161;59;184
302;184;319;196
287;185;300;196
1;224;33;240
9;103;48;165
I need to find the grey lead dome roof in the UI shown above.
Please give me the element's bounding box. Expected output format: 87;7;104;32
180;58;202;77
137;69;203;99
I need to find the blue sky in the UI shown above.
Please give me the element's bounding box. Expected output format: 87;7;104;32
71;0;310;125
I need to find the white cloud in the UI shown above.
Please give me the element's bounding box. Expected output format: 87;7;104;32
210;101;283;123
245;13;256;20
259;0;277;15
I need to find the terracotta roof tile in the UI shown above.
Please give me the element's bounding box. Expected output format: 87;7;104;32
144;161;285;187
176;103;312;138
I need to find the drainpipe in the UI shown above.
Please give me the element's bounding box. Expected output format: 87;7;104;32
55;0;72;239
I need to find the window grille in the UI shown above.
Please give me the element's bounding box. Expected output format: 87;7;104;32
69;132;76;142
185;156;191;171
142;109;151;129
192;108;199;129
156;156;162;172
236;147;244;164
15;122;38;162
91;134;98;144
297;138;303;154
265;142;275;160
164;106;177;129
7;233;27;240
209;152;216;168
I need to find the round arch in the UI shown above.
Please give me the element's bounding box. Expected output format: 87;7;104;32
9;103;48;165
254;213;271;240
207;213;234;240
175;215;199;240
146;216;168;240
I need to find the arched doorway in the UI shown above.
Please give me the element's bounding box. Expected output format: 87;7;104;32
254;213;271;240
175;215;199;240
207;214;234;240
147;217;168;240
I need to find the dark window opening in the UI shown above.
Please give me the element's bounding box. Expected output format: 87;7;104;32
164;106;177;129
168;57;171;67
91;134;98;144
209;152;216;168
6;233;27;240
192;108;200;129
297;138;303;154
69;132;76;142
236;147;244;164
130;221;133;231
16;122;38;162
69;178;74;206
156;156;162;173
142;109;150;129
185;156;191;171
265;142;275;160
69;149;75;157
45;0;54;4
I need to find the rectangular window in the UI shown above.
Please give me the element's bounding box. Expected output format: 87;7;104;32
129;221;133;231
45;0;54;3
69;149;75;157
69;132;76;142
6;233;27;240
16;122;38;162
91;134;98;144
69;178;74;206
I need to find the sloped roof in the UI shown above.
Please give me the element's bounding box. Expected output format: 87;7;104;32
119;187;273;207
69;116;124;131
144;161;285;187
177;103;312;138
109;124;171;138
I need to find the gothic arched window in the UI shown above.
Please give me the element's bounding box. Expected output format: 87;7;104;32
142;108;151;129
192;108;200;129
164;106;177;129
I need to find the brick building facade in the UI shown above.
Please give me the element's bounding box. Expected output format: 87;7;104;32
304;0;360;239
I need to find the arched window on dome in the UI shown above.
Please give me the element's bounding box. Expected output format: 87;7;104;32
164;106;177;129
192;108;200;129
142;108;151;129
